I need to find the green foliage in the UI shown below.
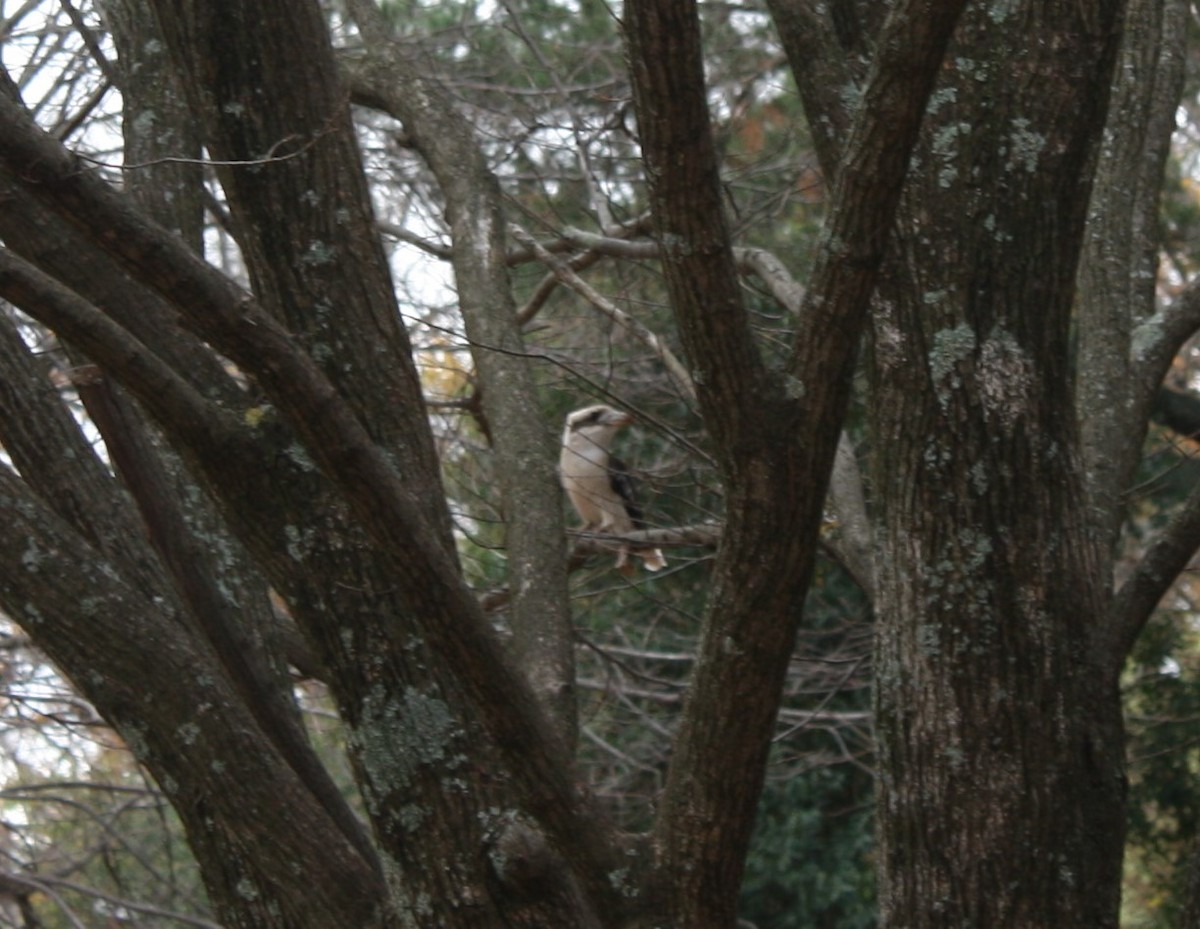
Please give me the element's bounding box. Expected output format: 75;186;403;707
735;556;876;929
742;763;875;929
1122;607;1200;928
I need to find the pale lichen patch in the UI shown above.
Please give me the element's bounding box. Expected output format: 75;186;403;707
978;328;1035;431
928;323;977;407
352;685;463;810
1006;118;1047;174
931;122;971;189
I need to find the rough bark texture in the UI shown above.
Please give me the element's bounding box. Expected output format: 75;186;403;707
96;1;377;868
0;455;384;928
1077;0;1187;550
867;3;1129;926
346;0;577;751
1079;0;1200;666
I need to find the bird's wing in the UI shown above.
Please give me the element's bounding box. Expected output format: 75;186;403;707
607;455;647;530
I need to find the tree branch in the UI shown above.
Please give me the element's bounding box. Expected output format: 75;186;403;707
79;375;379;869
1133;274;1200;396
624;0;962;923
826;432;874;597
1112;481;1200;661
0;869;223;929
786;0;966;387
0;65;630;921
572;523;722;549
765;0;865;179
510;224;696;401
1077;0;1188;547
625;2;773;463
345;0;579;752
0;248;241;453
0;311;168;598
0;248;378;866
0;170;243;408
0;468;384;927
560;227;808;314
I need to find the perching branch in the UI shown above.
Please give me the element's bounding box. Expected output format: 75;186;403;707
571;523;723;552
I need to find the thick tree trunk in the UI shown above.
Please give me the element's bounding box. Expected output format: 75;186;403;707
869;4;1129;926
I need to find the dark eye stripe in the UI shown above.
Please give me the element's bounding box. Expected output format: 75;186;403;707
569;408;607;431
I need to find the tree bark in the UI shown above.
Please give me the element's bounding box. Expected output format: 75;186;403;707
94;0;379;867
868;3;1129;926
1077;0;1187;548
0;461;385;929
2;0;1186;926
624;0;963;924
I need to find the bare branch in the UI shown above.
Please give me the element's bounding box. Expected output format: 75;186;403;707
0;868;224;929
377;219;454;259
735;247;807;315
560;227;808;314
1112;483;1200;662
1133;276;1200;395
572;524;721;549
825;432;874;597
510;224;696;401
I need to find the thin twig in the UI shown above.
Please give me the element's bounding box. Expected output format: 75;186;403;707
510;223;696;400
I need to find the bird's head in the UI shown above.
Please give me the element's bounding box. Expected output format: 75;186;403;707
563;404;633;449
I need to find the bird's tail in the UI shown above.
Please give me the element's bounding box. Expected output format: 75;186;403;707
638;547;666;571
615;545;667;575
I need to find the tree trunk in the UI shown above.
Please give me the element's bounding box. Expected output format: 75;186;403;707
869;4;1128;926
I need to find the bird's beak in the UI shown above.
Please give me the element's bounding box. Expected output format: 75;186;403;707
608;411;633;427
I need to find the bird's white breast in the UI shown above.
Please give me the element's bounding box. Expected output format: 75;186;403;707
560;430;630;530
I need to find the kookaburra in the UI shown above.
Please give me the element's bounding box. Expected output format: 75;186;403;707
560;404;666;573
